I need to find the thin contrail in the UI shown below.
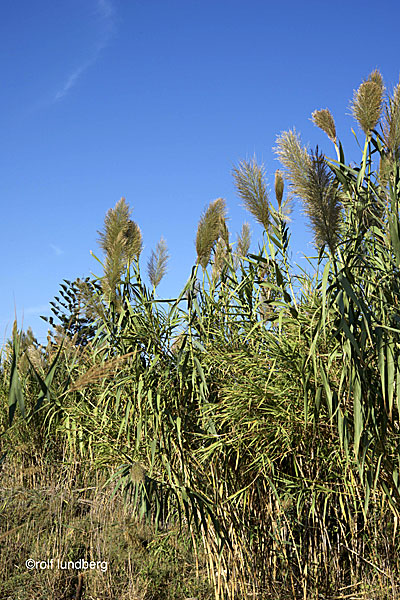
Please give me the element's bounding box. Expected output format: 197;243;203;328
54;0;115;102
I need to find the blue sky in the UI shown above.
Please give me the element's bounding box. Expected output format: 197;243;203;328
2;0;400;345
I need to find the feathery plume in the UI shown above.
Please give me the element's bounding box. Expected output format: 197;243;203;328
212;238;228;283
98;197;142;261
219;216;230;247
274;170;284;209
99;197;130;254
26;345;45;374
369;69;384;87
236;222;251;258
275;130;341;251
311;109;337;144
102;230;127;301
147;237;169;288
305;148;342;251
68;351;137;392
382;79;400;155
130;462;147;483
123;220;143;262
351;70;384;135
196;198;227;268
275;129;312;200
98;198;142;301
232;158;270;231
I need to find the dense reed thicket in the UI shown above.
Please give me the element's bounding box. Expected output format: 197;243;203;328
3;70;400;599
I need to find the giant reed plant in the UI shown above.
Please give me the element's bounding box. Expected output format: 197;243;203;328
5;70;400;599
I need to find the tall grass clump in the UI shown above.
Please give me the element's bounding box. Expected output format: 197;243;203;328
3;70;400;599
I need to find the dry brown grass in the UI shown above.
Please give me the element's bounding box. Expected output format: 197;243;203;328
0;447;212;600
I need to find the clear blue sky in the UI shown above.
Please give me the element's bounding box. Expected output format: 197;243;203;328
2;0;400;345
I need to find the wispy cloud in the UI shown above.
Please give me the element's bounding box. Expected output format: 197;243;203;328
50;243;64;256
55;59;93;101
96;0;114;20
54;0;116;102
